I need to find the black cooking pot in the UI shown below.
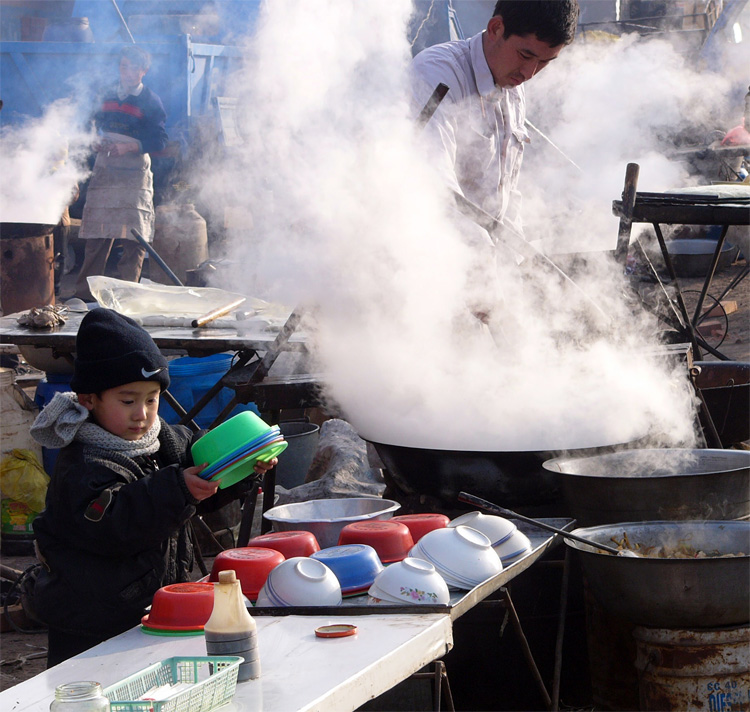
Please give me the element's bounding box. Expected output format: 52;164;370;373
1;222;57;239
367;438;640;512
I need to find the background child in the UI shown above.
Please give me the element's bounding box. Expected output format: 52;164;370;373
30;308;275;666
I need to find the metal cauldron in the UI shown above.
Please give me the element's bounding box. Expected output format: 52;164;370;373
0;222;57;315
543;448;750;526
566;520;750;628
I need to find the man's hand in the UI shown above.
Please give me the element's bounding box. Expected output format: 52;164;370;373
183;463;219;501
106;141;138;157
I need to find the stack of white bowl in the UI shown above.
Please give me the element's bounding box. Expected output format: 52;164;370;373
255;557;342;607
448;511;532;566
408;526;503;590
368;557;450;605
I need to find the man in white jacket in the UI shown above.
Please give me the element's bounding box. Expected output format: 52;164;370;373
411;0;579;322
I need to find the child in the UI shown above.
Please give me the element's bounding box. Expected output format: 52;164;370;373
30;308;276;666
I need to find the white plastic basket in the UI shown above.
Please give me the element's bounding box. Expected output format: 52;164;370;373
103;656;241;712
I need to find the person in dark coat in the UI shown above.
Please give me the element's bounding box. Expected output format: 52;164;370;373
30;308;276;667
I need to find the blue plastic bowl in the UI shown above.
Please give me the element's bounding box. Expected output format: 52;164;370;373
311;544;384;593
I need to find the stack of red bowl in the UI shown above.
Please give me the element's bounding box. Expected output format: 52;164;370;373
141;582;215;633
337;521;414;563
210;547;285;601
392;513;450;543
246;530;321;558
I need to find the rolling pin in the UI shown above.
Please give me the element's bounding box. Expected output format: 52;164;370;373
191;297;247;328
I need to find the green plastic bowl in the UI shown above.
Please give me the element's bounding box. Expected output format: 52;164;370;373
191;411;273;466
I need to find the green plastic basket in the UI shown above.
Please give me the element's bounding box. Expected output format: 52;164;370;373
103;656;242;712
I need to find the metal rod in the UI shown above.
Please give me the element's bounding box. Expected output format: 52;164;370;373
652;223;703;360
110;0;136;43
524;120;583;173
691;224;730;326
690;366;724;448
160;389;200;432
614;163;640;265
498;587;553;710
457;492;624;556
180;349;255;427
416;83;450;129
236;483;261;548
451;191;611;324
551;550;570;712
130;229;184;286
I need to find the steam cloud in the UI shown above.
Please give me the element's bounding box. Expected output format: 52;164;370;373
0;100;93;224
188;0;727;452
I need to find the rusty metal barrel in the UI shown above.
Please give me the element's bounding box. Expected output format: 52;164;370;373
0;223;56;315
634;625;750;711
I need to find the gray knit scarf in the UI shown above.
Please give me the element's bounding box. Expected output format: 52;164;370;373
30;391;161;458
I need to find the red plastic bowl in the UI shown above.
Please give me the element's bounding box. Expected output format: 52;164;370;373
337;521;414;563
210;547;285;600
141;582;214;631
392;513;450;543
246;530;321;558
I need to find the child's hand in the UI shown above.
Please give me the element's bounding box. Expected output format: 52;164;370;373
254;457;278;475
183;463;219;501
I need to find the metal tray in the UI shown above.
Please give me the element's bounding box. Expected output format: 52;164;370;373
248;518;573;621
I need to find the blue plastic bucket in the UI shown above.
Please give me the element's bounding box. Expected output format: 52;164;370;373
34;373;74;475
158;353;258;429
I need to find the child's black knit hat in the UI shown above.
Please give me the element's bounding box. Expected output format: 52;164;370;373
70;308;170;394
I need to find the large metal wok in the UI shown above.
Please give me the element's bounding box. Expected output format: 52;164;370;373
366;435;644;511
543;448;750;526
566;520;750;628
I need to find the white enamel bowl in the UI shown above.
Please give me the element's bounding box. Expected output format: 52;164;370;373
409;525;503;589
448;511;516;547
494;529;532;565
254;557;342;607
367;557;450;606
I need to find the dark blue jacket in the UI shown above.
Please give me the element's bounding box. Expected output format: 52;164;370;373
95;84;168;155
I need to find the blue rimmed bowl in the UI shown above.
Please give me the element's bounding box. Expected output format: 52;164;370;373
311;544;384;595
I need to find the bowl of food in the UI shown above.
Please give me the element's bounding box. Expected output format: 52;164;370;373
311;544;384;595
209;547;285;601
246;530;321;558
337;521;414;563
255;557;342;607
141;582;214;631
368;557;450;606
263;497;401;548
566;520;750;628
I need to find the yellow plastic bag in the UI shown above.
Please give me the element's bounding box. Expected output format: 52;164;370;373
0;449;50;513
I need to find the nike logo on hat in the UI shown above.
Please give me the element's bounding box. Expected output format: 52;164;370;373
142;367;165;378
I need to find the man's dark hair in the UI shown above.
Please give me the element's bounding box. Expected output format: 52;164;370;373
492;0;579;46
119;45;151;72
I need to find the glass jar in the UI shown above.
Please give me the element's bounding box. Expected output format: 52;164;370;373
50;682;109;712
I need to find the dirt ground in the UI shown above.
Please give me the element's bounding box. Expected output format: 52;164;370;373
0;256;747;698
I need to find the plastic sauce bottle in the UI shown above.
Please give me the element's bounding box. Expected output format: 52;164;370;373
50;682;109;711
204;570;261;681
